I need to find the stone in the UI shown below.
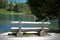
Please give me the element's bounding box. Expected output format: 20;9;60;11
40;30;46;36
16;32;23;37
16;27;23;37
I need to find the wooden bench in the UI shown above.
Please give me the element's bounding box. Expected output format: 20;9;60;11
10;21;50;36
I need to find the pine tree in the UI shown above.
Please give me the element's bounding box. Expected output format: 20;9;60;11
16;2;22;13
8;1;14;11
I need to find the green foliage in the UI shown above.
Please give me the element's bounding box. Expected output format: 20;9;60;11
28;0;60;20
16;3;23;13
8;1;14;11
0;9;8;14
0;0;8;9
0;0;32;15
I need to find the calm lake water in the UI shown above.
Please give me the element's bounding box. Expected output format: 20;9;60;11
0;14;35;32
0;21;10;32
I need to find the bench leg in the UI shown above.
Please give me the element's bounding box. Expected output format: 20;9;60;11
16;32;23;37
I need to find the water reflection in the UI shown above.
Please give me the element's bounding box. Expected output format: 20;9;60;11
0;20;10;32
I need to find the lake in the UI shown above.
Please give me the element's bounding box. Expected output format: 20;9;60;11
0;14;35;32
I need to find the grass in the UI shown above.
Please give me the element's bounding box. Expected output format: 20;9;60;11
0;9;20;15
0;9;15;14
0;9;34;15
0;9;7;14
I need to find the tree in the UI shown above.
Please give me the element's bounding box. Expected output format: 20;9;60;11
28;0;59;20
16;3;21;13
8;1;15;11
28;0;60;32
0;0;8;9
22;3;32;14
16;2;23;13
3;0;8;9
13;0;17;11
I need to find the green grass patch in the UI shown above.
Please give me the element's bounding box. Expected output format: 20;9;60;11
0;9;18;15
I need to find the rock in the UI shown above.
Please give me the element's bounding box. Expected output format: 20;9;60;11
16;27;23;37
16;32;23;37
40;29;46;36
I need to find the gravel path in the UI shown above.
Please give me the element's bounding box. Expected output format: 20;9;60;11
0;33;60;40
0;35;60;40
